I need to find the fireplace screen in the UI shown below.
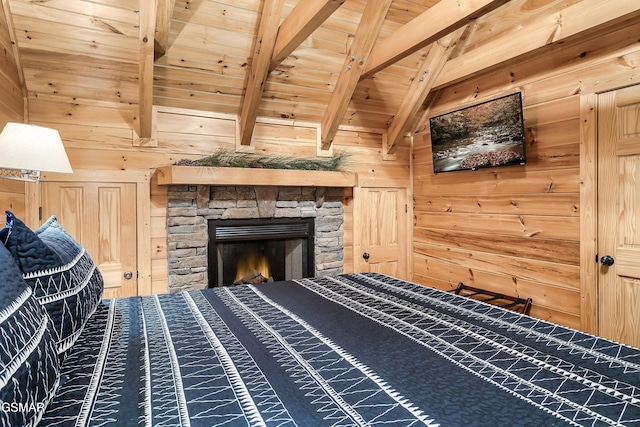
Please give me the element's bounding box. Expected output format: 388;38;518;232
208;218;314;287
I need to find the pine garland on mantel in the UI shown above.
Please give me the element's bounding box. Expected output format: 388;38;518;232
174;149;349;171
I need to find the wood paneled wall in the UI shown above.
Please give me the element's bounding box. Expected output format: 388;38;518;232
412;34;640;330
413;99;581;328
0;1;22;124
17;100;410;294
0;179;25;221
0;0;25;224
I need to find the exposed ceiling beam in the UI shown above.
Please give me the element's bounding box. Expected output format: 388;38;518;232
137;0;156;141
434;0;640;88
320;0;393;150
361;0;507;79
386;28;466;154
270;0;346;71
154;0;176;61
239;0;286;147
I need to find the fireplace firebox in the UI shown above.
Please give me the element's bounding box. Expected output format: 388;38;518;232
208;218;315;287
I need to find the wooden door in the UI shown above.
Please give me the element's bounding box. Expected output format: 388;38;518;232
355;187;409;279
41;182;138;298
597;84;640;347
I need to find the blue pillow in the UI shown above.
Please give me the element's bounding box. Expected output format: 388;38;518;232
0;243;60;427
2;212;104;358
0;211;62;273
35;215;83;264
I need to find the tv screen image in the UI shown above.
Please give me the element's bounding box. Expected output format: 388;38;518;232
429;92;526;173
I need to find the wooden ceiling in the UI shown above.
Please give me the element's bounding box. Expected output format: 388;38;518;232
3;0;639;152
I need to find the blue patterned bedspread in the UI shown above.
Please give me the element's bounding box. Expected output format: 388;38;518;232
39;273;640;426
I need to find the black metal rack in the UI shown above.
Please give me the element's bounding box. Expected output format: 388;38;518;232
452;282;532;315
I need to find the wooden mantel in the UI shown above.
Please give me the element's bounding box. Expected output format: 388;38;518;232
155;165;358;187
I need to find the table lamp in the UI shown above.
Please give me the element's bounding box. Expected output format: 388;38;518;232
0;122;73;182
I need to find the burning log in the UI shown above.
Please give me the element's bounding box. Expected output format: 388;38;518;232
232;269;274;285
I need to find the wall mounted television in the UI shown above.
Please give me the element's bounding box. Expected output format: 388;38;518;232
429;92;526;173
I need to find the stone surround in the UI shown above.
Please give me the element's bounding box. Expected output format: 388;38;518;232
166;185;344;292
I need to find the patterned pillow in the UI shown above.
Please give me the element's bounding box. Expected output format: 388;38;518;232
1;211;104;357
0;212;62;273
35;215;83;264
0;243;60;427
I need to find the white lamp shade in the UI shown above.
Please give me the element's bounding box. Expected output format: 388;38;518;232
0;122;73;173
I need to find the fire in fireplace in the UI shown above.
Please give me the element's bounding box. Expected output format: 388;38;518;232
234;247;272;284
208;218;314;287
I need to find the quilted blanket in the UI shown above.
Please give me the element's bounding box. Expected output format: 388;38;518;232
39;273;640;426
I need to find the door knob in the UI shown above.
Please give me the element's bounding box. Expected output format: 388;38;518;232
362;252;370;260
124;271;133;280
600;255;615;266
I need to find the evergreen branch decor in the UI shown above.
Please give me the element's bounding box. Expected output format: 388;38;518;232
175;149;349;171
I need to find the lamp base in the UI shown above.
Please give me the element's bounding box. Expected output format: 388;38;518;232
0;168;40;182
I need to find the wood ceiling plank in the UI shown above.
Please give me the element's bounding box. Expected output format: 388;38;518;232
271;0;346;69
20;49;137;78
463;0;577;52
152;88;242;113
12;29;138;63
175;0;260;13
153;73;246;97
153;97;239;117
320;0;393;150
171;1;260;34
1;0;25;117
238;0;285;147
156;41;251;72
14;15;137;52
23;68;138;104
386;0;441;24
170;26;255;47
28;97;136;129
386;28;465;153
435;0;640;88
9;0;139;36
278;46;345;69
362;0;507;78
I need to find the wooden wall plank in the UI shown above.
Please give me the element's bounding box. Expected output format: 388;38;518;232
413;228;579;265
413;242;579;289
413;193;579;216
413;31;640;332
415;212;578;240
0;190;24;226
414;168;579;196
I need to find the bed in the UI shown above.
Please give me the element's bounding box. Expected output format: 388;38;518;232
3;212;640;427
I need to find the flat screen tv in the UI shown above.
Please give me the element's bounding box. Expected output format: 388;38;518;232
429;92;526;173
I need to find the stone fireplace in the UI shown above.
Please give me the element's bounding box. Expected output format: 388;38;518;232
209;217;315;286
166;185;344;292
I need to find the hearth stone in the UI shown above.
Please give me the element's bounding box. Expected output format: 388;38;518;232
166;185;344;292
